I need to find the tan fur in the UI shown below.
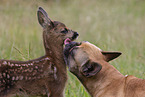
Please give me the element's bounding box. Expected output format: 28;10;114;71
64;41;145;97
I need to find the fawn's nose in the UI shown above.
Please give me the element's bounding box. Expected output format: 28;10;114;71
72;32;79;40
74;32;79;37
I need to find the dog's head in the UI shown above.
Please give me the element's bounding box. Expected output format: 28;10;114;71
37;7;79;49
64;41;121;77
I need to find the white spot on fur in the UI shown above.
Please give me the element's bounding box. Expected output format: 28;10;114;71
11;64;14;67
45;57;50;60
3;61;7;65
20;66;23;69
2;79;5;83
15;76;19;80
125;75;128;77
8;62;10;65
54;67;57;80
22;64;26;66
7;74;10;79
28;77;31;80
12;76;15;80
27;68;31;72
35;66;38;69
25;76;28;80
3;73;6;77
15;64;18;66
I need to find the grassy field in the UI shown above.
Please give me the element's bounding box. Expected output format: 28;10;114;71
0;0;144;97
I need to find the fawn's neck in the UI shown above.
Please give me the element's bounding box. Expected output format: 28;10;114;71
44;41;64;62
43;35;66;71
43;36;68;96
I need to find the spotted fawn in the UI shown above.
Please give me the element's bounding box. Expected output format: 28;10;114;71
0;7;79;97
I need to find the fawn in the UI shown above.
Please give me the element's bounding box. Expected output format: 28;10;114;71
0;7;78;97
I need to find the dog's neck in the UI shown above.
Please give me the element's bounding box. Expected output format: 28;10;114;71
80;62;125;97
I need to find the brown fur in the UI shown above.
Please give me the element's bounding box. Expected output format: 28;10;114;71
0;7;78;97
64;41;145;97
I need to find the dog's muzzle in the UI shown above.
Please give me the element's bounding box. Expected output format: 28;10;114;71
63;39;80;64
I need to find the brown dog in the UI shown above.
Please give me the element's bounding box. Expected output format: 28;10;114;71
0;7;78;97
63;41;145;97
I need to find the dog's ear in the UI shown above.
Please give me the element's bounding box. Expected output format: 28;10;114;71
37;7;54;28
102;51;122;62
81;60;102;77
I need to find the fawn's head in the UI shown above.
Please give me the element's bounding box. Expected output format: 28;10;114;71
37;7;79;53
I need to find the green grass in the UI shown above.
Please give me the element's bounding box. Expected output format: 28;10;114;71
0;0;145;97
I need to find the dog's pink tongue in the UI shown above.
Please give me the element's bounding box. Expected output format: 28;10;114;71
64;38;71;45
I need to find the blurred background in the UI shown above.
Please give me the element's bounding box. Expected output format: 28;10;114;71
0;0;144;97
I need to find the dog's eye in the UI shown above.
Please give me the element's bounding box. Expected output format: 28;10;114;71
61;28;68;34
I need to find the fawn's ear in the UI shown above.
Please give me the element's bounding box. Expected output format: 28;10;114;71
102;51;122;62
37;7;54;28
81;60;102;77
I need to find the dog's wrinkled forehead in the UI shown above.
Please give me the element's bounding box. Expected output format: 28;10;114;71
80;42;102;52
78;42;103;59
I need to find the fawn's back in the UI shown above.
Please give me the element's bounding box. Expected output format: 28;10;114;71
0;56;58;96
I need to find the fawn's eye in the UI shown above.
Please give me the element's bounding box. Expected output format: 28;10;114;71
61;28;68;34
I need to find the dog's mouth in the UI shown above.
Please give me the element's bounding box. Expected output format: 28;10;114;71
63;31;79;57
64;38;80;52
63;38;81;63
